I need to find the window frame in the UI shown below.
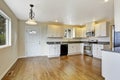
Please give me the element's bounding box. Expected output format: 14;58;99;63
0;10;11;48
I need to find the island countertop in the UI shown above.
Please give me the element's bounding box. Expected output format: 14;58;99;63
102;49;120;54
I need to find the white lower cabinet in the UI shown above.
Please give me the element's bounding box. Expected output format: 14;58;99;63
80;43;84;54
92;44;103;59
48;43;84;57
68;43;81;55
48;44;60;57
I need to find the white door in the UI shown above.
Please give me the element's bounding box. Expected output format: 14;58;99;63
25;26;41;57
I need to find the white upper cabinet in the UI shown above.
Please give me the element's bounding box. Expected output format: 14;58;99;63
75;27;81;38
73;27;82;38
86;22;94;32
81;27;87;38
95;22;109;37
115;0;120;31
47;25;64;37
95;24;101;37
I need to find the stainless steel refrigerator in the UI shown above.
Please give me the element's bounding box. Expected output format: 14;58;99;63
113;25;120;53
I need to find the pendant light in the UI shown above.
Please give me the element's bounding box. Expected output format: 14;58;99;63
25;4;37;25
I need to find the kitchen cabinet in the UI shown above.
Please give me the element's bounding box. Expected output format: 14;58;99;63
48;44;60;57
95;24;101;37
86;22;94;32
72;27;87;38
68;43;81;55
80;43;84;54
95;22;109;37
92;44;103;59
74;27;82;38
47;25;64;37
74;27;86;38
81;27;87;38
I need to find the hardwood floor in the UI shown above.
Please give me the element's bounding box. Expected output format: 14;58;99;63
2;55;104;80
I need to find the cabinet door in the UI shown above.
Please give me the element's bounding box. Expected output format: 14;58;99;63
95;24;101;37
80;43;84;54
86;22;94;32
92;44;103;59
95;22;109;37
72;44;76;53
92;44;98;57
55;45;60;57
100;22;107;36
48;45;55;57
68;44;72;54
48;44;60;57
81;27;86;38
55;25;64;37
75;44;80;53
68;44;74;55
75;27;81;38
47;25;64;37
97;44;103;59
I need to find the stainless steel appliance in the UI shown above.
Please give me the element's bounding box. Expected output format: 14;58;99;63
86;31;95;37
112;25;120;53
60;44;68;56
84;43;93;56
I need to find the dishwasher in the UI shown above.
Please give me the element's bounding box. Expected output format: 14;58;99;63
60;44;68;56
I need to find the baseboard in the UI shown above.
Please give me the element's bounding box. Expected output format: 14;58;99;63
18;56;28;59
0;58;18;80
18;55;48;59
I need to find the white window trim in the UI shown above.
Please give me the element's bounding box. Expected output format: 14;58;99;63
0;10;11;48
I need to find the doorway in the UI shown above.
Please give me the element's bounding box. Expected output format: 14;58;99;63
25;26;41;57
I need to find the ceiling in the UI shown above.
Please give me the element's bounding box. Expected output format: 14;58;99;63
4;0;114;25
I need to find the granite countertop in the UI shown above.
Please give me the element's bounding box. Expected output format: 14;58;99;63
47;41;110;45
102;47;120;53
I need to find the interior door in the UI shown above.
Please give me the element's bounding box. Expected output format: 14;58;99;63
25;26;41;57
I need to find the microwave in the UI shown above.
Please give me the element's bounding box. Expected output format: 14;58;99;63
86;31;95;37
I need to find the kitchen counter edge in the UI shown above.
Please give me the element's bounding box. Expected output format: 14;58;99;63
47;41;110;45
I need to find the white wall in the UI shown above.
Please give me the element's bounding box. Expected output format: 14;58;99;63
114;0;120;31
18;21;80;57
0;0;18;79
18;21;48;57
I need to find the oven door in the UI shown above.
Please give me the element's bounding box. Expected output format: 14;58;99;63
84;45;93;56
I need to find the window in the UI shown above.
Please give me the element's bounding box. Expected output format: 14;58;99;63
0;10;11;47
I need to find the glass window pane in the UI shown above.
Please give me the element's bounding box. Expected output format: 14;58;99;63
0;15;6;45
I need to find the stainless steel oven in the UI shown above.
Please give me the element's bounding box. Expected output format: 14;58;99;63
84;43;93;56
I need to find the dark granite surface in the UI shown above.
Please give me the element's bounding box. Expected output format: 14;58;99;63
102;48;120;53
47;41;110;45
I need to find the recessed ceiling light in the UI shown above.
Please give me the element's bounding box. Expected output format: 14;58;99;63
104;0;109;2
55;20;58;22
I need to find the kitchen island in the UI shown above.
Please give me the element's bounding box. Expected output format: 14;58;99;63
102;50;120;80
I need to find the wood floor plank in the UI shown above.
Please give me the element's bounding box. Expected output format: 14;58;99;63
2;55;104;80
